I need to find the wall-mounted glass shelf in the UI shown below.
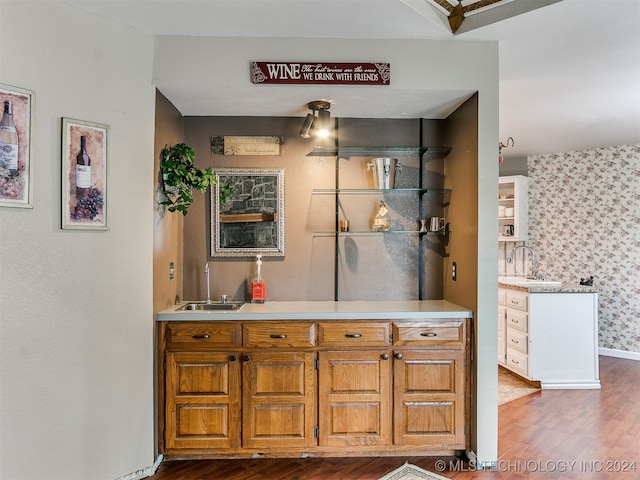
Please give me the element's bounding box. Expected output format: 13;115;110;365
312;188;452;195
306;146;451;157
312;230;449;237
313;230;419;237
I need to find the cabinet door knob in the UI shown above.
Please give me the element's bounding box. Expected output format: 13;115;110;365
381;354;389;360
420;332;437;337
192;334;210;340
243;355;250;362
395;353;403;360
229;355;237;362
270;334;287;339
345;333;362;338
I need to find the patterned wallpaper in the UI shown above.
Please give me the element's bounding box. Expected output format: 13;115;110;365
527;144;640;353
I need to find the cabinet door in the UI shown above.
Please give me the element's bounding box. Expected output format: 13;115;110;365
165;351;241;450
318;350;392;447
393;349;466;448
242;351;316;448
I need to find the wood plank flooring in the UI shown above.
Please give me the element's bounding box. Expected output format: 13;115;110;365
152;356;640;479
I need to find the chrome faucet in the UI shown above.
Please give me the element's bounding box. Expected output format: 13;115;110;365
204;262;212;304
506;245;541;280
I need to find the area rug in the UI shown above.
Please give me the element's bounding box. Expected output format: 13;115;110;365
498;368;541;405
377;462;450;480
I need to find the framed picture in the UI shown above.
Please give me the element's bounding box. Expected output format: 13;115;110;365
210;167;285;257
0;83;34;208
61;117;109;230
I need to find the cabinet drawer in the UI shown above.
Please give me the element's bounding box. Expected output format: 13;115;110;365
506;309;528;333
507;329;528;354
506;349;528;377
318;321;390;347
166;322;242;348
243;322;316;347
506;290;528;312
498;307;506;334
498;289;507;306
393;321;464;346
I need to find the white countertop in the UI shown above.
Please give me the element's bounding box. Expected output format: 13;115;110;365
498;279;598;294
156;300;473;321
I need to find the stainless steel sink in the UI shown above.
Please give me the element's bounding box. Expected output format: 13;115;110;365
178;302;244;311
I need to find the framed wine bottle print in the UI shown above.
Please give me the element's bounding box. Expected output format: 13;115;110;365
61;117;109;230
0;83;34;208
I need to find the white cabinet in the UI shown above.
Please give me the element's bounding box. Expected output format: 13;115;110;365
499;286;600;389
499;175;528;242
497;290;506;365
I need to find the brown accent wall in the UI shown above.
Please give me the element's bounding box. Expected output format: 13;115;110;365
183;117;335;301
443;94;479;311
153;91;185;312
181;117;454;302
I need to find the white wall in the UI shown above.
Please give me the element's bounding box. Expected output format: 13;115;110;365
0;2;156;479
154;36;500;463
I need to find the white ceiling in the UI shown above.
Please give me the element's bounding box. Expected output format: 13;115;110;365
65;0;640;160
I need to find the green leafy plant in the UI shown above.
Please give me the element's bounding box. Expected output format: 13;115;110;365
159;143;232;215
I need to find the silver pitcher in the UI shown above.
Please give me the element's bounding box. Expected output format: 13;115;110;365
367;158;402;189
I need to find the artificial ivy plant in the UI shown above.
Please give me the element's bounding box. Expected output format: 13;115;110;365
159;143;231;215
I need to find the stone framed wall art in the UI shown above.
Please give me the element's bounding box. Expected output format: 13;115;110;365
210;167;285;257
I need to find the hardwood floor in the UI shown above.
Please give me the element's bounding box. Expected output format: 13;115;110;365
152;356;640;479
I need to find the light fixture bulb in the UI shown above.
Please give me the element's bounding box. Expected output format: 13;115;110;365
314;108;331;138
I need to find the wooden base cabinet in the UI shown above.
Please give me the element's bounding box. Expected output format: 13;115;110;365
242;351;316;448
159;318;469;457
165;351;241;450
318;350;392;447
393;349;466;447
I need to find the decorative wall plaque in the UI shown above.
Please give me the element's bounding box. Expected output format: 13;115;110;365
211;135;284;156
250;62;390;85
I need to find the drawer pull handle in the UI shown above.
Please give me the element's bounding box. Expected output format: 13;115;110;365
511;339;519;344
345;333;362;338
229;355;237;362
381;354;389;360
270;334;287;339
511;359;519;365
192;334;210;340
243;355;250;362
395;353;403;360
420;332;437;337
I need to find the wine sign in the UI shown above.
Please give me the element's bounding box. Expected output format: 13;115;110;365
61;117;109;230
250;62;390;85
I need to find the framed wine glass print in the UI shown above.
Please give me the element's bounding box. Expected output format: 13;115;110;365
61;117;109;230
0;83;35;208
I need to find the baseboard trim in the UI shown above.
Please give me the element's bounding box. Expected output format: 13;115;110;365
540;381;600;390
114;455;163;480
599;348;640;361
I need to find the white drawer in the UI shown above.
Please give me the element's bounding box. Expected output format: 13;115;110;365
507;309;528;333
507;329;528;354
498;306;506;334
506;349;528;377
498;289;507;306
498;332;505;364
506;290;528;312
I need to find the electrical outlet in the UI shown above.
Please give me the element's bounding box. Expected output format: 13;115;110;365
452;261;457;281
169;262;175;281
